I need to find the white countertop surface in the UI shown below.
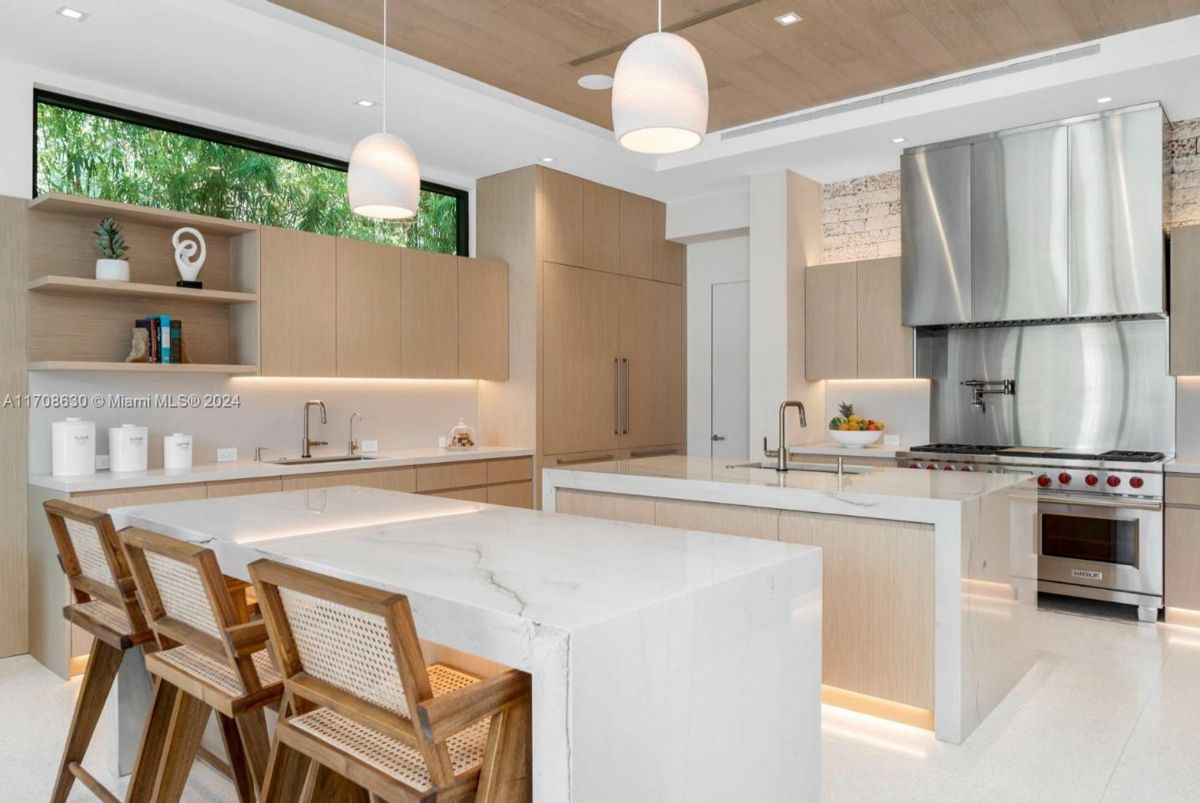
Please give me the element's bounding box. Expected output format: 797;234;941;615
29;446;533;493
110;485;818;633
787;442;904;458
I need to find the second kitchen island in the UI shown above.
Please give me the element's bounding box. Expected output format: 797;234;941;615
544;455;1040;744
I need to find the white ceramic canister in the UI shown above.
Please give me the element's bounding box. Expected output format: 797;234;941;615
109;424;149;473
51;418;96;477
163;433;193;470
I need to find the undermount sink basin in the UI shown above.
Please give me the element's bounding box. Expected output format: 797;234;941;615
272;455;379;465
727;461;873;475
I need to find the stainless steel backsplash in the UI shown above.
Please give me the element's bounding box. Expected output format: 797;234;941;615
916;318;1174;451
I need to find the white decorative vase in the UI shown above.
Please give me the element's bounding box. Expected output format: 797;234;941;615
96;258;130;282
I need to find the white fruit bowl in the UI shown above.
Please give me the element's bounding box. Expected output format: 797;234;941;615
829;429;883;448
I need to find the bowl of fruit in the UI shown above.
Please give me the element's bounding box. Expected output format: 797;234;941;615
828;401;885;448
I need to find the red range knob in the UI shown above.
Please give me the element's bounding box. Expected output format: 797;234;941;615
961;466;972;472
1038;475;1052;488
1130;476;1145;489
943;465;954;471
926;465;936;470
909;464;919;469
1107;475;1122;488
1085;474;1099;486
1058;472;1072;485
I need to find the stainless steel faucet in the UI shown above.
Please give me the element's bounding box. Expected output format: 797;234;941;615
348;411;364;456
302;400;328;459
961;379;1015;413
763;400;807;471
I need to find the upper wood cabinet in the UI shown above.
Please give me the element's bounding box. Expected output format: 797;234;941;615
619;192;654;279
540;168;584;268
402;250;459;378
1171;226;1200;376
542;261;620;455
806;257;913;380
458;257;508;380
335;237;402;378
259;226;337;377
583;180;620;274
620;276;683;448
651;201;684;285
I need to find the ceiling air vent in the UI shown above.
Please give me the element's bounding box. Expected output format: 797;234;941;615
721;43;1101;141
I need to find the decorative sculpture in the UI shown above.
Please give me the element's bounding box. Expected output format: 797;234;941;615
124;327;150;363
172;226;207;288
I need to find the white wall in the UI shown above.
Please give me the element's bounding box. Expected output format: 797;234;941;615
26;372;478;473
685;236;749;457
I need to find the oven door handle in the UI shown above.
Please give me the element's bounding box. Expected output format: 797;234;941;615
1043;494;1162;512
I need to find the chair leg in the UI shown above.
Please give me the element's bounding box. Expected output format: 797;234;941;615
476;698;532;803
301;763;371;803
150;691;212;803
219;714;255;803
125;678;181;803
261;734;315;803
235;707;273;794
49;639;124;803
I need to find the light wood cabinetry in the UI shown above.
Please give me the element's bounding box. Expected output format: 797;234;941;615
429;486;490;503
207;477;283;498
583;181;620;274
281;467;417;492
655;499;780;541
554;489;656;524
458;257;508;380
487;457;533;484
806;258;913;380
486;481;533;508
618;192;654;278
619;276;684;448
1171;226;1200;376
401;250;459;378
415;460;489;492
335;237;403;378
540;168;583;267
542;262;621;455
651;200;684;285
260;226;337;377
1165;473;1200;622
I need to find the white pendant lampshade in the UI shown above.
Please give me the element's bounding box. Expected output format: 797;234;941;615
348;132;420;219
612;30;708;154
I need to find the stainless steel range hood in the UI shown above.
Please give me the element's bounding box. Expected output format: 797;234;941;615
901;103;1168;327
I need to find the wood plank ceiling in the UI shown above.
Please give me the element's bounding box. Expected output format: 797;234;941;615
273;0;1200;132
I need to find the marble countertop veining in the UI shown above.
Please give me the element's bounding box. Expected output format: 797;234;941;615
28;446;534;493
109;485;819;633
786;442;905;458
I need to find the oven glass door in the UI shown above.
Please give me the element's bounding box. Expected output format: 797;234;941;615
1041;513;1138;566
1038;498;1162;597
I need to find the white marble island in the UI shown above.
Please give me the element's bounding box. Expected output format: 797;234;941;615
111;486;823;802
544;456;1040;745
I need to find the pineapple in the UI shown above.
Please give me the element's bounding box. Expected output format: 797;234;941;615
830;401;857;431
838;401;855;420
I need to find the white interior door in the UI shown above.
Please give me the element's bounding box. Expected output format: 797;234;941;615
711;281;749;459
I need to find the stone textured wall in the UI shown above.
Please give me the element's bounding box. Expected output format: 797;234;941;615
820;116;1200;264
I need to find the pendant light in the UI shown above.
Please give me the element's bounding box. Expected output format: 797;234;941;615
611;0;709;154
348;0;420;219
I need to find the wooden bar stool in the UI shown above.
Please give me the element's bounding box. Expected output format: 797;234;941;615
43;500;157;803
119;527;283;803
249;559;533;803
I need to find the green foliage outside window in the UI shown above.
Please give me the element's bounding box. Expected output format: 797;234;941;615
35;102;462;255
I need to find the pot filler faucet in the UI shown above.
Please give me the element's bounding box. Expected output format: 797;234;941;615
302;400;328;459
763;400;807;471
961;379;1015;413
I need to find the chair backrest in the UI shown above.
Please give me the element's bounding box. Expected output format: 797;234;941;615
44;499;146;631
249;559;452;784
120;527;266;693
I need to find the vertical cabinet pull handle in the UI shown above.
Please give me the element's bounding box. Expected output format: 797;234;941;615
614;357;621;435
622;358;631;435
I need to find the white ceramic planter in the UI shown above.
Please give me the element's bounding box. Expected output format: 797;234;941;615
96;258;130;282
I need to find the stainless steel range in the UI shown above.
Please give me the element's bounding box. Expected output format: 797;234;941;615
897;444;1167;621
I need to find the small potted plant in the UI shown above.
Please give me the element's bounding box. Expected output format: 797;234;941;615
94;215;130;281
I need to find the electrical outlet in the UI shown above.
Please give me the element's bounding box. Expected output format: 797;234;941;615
883;435;900;446
95;454;110;470
361;439;379;453
216;448;238;462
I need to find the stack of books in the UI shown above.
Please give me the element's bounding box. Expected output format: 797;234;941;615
136;315;183;363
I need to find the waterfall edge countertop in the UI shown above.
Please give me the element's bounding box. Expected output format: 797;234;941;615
109;486;823;802
28;445;533;493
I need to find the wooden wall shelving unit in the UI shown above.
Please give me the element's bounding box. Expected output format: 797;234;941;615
25;194;260;374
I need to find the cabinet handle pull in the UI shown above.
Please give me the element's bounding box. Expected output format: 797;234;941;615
631;447;677;458
622;357;630;435
614;358;621;435
556;453;615;466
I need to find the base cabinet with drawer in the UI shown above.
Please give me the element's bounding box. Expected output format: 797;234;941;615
1165;473;1200;626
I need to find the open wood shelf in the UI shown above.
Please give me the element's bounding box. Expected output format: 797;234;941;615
27;193;259;236
28;275;257;304
28;361;259;375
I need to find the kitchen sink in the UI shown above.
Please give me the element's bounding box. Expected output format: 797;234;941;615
726;461;873;474
272;455;380;465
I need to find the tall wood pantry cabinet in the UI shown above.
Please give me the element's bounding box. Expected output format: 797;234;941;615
477;166;686;491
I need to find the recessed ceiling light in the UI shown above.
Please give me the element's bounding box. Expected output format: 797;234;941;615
541;157;556;163
56;6;88;21
355;99;377;108
577;74;614;91
1096;96;1113;104
892;137;907;144
774;11;803;26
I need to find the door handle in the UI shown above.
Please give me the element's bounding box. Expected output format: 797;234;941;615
622;358;630;435
711;434;726;442
613;358;620;435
